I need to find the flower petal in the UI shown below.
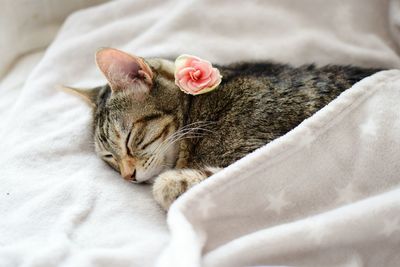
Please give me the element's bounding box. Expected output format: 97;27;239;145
175;54;201;71
195;61;213;78
174;54;222;95
193;77;212;89
176;67;196;79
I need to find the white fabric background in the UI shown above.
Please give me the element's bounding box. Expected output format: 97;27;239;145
0;0;399;266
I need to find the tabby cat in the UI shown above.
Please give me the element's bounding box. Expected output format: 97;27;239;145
66;48;380;210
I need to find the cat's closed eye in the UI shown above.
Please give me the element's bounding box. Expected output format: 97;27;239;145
102;154;119;171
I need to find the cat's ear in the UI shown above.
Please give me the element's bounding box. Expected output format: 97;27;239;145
95;48;153;98
60;85;99;107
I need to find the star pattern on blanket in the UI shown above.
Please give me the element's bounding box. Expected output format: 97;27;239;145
298;128;315;149
265;191;290;214
380;217;400;237
360;119;378;138
335;183;360;204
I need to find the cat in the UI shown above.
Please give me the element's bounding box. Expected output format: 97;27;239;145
66;48;381;210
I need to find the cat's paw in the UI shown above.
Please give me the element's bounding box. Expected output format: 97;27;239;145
152;169;206;210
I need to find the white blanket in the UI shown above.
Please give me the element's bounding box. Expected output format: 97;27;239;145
1;0;399;266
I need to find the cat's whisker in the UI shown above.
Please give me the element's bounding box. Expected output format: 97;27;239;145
149;125;209;156
152;156;174;170
153;130;199;155
152;133;206;159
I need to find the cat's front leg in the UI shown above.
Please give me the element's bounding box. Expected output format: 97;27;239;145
152;167;222;210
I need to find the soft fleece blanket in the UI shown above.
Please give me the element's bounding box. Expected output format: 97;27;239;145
1;0;400;267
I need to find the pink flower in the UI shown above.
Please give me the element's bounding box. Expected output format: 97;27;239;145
174;54;222;95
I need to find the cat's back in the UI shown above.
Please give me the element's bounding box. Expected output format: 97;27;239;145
188;62;381;167
219;61;379;101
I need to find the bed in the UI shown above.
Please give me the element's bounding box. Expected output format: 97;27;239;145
1;0;400;266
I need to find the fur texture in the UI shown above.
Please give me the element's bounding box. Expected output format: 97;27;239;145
69;48;381;210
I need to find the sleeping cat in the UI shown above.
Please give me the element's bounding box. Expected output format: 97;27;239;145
66;48;381;210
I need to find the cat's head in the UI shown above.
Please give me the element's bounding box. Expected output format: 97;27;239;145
66;48;183;183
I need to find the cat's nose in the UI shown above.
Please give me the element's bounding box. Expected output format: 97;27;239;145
121;169;137;182
120;158;137;182
122;169;137;182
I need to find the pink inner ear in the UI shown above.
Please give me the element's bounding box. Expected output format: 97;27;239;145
95;48;153;90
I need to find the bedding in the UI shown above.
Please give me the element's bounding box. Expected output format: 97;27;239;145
0;0;399;266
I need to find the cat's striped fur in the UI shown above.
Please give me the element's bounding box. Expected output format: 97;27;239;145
68;48;381;210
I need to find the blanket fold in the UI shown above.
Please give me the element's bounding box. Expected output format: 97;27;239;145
159;70;400;267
